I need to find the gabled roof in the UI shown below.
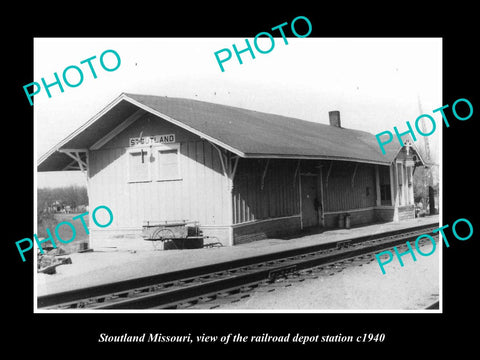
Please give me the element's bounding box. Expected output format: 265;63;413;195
38;93;418;172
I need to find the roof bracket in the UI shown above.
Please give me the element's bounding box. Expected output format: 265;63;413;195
211;142;239;193
351;163;358;188
62;159;81;171
293;159;301;187
230;156;239;181
261;159;270;191
59;150;87;173
211;142;228;177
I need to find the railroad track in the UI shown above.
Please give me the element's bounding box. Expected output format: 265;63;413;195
38;223;439;310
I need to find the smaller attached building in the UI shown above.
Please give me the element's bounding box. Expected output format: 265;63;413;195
38;93;426;248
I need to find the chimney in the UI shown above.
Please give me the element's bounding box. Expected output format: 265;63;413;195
328;110;341;128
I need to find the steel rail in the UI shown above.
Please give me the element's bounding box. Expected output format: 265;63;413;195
38;222;439;310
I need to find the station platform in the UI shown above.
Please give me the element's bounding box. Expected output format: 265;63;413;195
37;215;439;297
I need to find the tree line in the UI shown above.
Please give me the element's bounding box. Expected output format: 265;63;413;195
38;185;88;213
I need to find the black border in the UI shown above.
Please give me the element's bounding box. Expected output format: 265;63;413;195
8;5;479;354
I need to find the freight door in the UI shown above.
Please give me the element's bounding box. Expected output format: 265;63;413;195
300;175;319;228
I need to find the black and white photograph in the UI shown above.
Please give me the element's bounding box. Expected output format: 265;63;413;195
7;7;478;354
34;37;442;312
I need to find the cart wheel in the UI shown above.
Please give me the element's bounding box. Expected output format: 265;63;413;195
204;236;222;248
151;228;175;250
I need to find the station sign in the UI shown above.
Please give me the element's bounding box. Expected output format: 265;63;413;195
129;134;175;147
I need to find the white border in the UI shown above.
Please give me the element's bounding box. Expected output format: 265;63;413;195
34;38;443;315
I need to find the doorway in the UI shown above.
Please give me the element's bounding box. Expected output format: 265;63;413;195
300;174;320;228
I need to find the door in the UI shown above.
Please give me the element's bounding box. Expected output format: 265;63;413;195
300;175;319;228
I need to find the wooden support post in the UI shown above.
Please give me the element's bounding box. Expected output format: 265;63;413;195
211;143;237;246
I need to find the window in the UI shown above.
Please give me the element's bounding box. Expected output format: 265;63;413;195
127;148;151;182
156;147;180;181
127;144;181;183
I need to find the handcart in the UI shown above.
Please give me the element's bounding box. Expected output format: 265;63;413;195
142;220;223;250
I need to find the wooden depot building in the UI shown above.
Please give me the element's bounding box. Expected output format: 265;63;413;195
38;93;426;249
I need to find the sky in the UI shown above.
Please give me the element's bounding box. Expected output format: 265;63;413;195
34;37;442;188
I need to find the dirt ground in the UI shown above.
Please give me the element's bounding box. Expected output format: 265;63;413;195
36;215;440;310
221;244;440;310
41;213;90;253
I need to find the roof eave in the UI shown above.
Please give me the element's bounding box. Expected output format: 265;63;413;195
37;93;401;171
38;93;130;170
38;93;247;171
243;153;391;165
